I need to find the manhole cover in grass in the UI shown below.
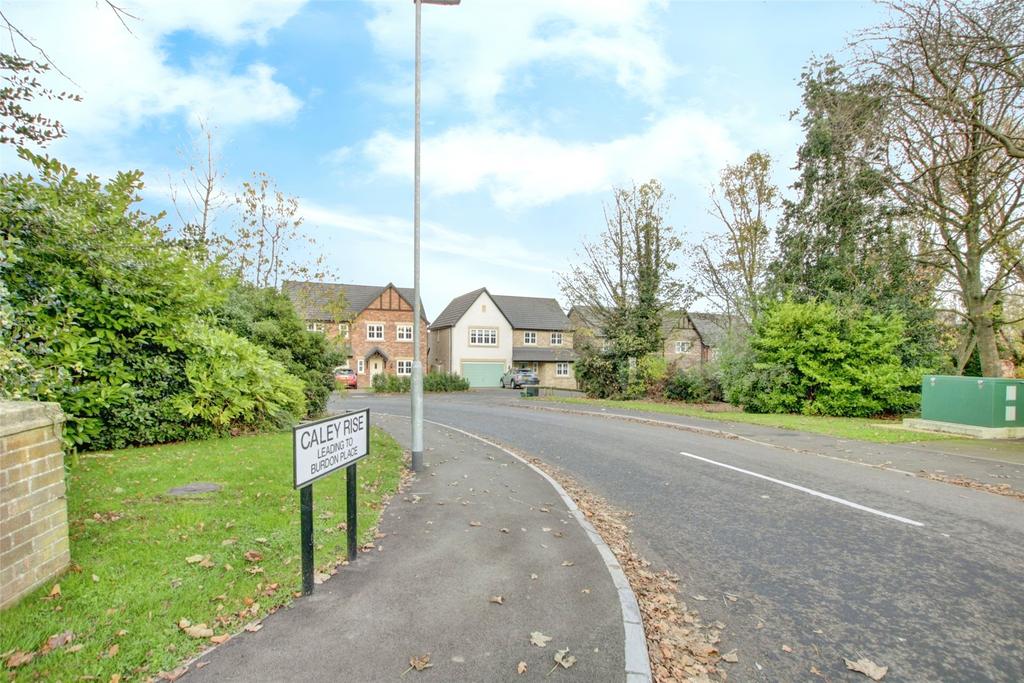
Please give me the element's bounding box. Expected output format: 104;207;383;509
168;482;222;496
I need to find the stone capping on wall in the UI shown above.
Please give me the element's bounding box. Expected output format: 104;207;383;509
0;400;70;611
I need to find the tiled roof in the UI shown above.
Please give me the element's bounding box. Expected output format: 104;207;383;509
491;295;571;331
512;347;579;362
429;289;572;331
429;287;488;330
282;280;427;322
689;312;743;348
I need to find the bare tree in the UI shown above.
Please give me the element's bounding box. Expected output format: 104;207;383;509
170;119;230;252
691;152;777;324
854;0;1024;376
559;179;689;354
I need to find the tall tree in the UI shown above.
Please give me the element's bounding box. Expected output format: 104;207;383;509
170;119;229;254
691;152;776;324
854;0;1024;377
560;179;688;355
770;58;941;367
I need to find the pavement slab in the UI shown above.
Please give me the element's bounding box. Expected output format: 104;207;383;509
188;414;627;682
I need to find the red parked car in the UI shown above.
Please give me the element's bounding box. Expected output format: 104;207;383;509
334;366;358;389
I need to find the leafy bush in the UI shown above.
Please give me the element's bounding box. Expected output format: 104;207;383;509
1;155;307;450
172;324;305;429
663;368;722;403
624;353;668;399
372;374;412;393
575;353;627;398
423;371;470;392
721;300;924;417
217;284;344;416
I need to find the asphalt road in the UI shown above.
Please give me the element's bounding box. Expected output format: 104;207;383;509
331;390;1024;682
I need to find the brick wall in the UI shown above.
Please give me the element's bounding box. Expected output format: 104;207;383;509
1;401;70;610
512;329;574;349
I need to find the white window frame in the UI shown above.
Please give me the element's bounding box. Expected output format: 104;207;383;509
469;327;497;346
396;359;413;376
674;340;692;353
397;324;413;341
524;331;537;345
357;359;365;374
555;362;570;377
551;332;562;346
306;322;325;333
366;323;384;341
339;323;350;338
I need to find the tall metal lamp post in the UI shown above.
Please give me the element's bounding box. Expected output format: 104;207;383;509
411;0;459;473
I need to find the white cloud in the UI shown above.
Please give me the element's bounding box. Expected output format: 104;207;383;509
361;110;742;209
363;0;675;112
1;0;305;138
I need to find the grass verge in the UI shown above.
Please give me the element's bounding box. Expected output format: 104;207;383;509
535;396;958;444
1;428;405;680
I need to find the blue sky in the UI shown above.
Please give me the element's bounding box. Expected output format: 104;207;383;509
2;0;886;317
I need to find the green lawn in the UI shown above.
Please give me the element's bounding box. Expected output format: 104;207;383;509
536;396;959;444
1;428;404;680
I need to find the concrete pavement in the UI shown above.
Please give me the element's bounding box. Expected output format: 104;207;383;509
189;414;637;682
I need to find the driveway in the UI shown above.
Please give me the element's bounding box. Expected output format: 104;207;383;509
331;390;1024;681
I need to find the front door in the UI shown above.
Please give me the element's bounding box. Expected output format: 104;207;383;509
370;357;384;379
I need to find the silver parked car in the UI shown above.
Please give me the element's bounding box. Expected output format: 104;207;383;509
501;369;539;389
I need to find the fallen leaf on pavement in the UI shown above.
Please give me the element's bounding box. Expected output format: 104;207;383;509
469;521;481;527
160;666;188;681
782;645;793;653
530;631;552;647
244;622;263;633
530;573;538;580
210;635;230;645
516;661;527;674
489;595;504;604
500;528;509;533
691;595;708;601
554;648;577;669
402;654;432;676
561;560;574;567
844;657;888;680
722;650;739;663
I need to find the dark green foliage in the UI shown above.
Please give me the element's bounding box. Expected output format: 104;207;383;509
372;374;411;393
216;284;344;416
663;368;722;403
574;353;627;399
1;154;305;450
422;372;470;392
770;58;941;370
371;371;469;393
722;300;925;417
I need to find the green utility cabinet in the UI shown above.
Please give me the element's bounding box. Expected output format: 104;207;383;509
920;375;1022;428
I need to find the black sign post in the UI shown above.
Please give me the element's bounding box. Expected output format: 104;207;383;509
293;409;370;595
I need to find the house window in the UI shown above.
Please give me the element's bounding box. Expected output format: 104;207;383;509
674;341;692;353
397;360;412;376
357;359;365;374
306;322;325;333
367;324;384;340
556;362;569;377
469;328;497;345
397;324;413;341
524;331;537;345
551;332;562;346
339;323;350;338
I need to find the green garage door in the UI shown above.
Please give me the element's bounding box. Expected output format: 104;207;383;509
461;362;505;388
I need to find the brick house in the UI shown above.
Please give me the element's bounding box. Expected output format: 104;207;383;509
429;288;578;389
283;281;428;382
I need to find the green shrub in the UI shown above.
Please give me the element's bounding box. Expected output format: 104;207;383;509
372;374;411;393
172;324;305;429
624;353;668;399
575;353;626;398
217;284;344;416
722;300;924;417
663;368;722;403
423;371;470;392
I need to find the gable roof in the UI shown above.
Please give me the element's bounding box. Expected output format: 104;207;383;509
491;294;571;331
429;287;490;330
688;312;743;348
282;280;427;322
429;289;572;331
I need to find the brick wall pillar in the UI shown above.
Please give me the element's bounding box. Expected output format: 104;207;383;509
1;401;70;610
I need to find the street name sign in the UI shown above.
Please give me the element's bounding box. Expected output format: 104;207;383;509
293;409;369;489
